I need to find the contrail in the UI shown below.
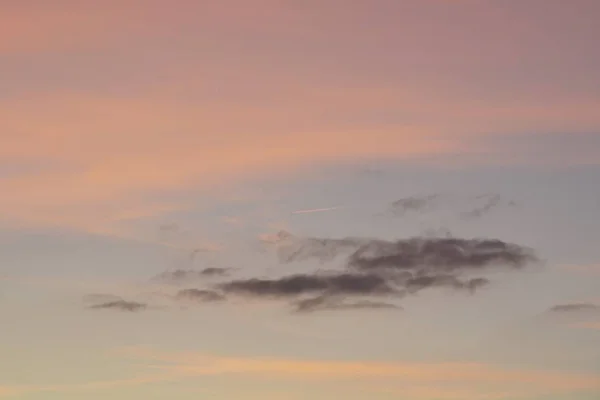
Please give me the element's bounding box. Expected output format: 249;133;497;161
291;206;340;215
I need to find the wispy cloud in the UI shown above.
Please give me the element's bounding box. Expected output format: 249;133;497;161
175;289;225;303
291;206;340;215
550;303;600;313
293;296;401;313
88;299;147;312
384;193;515;221
459;194;513;220
152;268;231;284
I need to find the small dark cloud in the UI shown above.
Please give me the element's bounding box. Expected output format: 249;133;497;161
294;295;401;313
89;299;147;312
152;269;201;283
549;303;600;313
152;268;230;283
200;267;230;277
389;194;440;216
176;289;225;302
405;275;490;294
219;272;398;298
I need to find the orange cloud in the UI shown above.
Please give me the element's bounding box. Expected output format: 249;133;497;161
559;264;600;275
118;347;600;396
571;321;600;331
2;347;598;399
369;384;522;400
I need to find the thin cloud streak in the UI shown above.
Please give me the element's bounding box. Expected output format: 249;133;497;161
293;296;401;313
291;206;340;215
549;303;600;313
89;299;147;312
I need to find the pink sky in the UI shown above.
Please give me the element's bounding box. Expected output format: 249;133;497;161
1;2;599;400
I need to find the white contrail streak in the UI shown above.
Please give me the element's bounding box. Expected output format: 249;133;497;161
291;206;340;215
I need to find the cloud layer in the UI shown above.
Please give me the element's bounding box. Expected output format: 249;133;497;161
81;220;539;314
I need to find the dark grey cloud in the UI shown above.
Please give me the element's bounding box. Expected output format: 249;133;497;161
219;272;398;298
176;289;225;302
293;295;401;313
348;237;535;273
274;233;536;273
405;275;490;294
216;269;491;311
147;224;537;314
250;231;537;312
200;267;230;277
89;299;147;312
549;303;600;313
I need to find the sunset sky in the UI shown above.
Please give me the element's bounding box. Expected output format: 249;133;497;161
1;1;600;399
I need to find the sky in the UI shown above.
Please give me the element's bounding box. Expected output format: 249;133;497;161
1;0;600;399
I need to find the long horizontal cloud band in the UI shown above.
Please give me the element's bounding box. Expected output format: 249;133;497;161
85;233;538;313
166;234;537;313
